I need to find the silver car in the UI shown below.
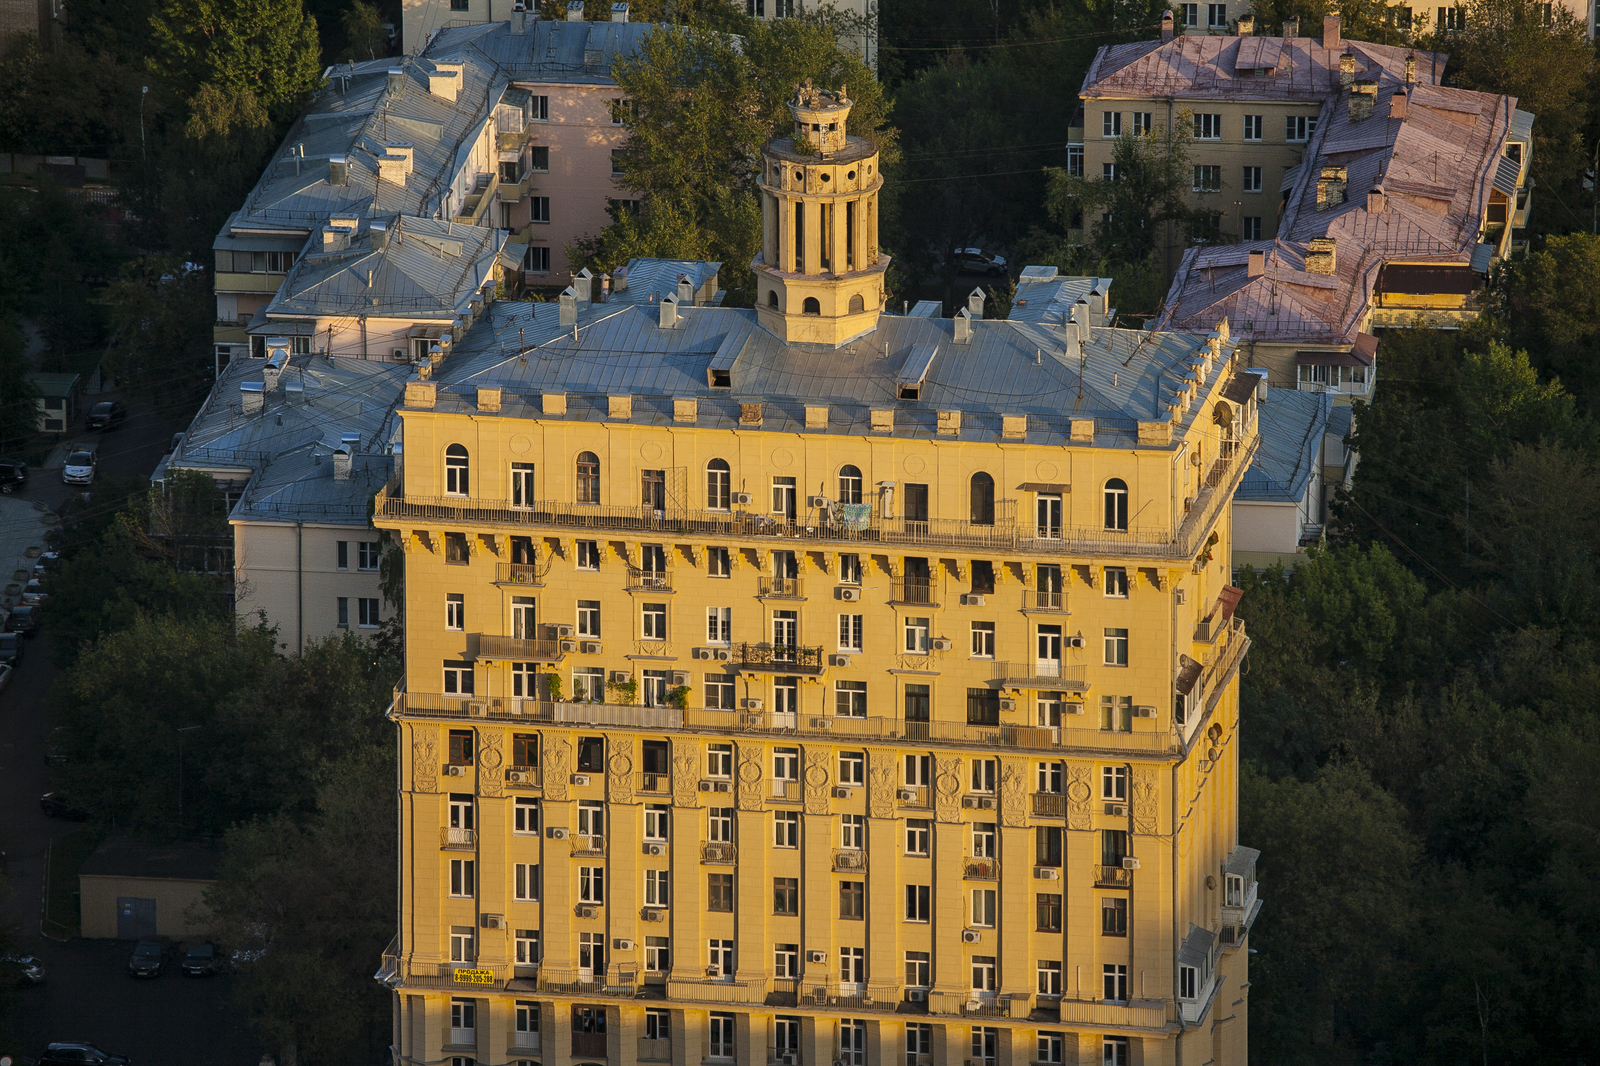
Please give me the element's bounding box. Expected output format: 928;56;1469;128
62;450;96;485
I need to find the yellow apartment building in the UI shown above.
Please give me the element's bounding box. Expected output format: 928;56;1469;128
374;87;1260;1066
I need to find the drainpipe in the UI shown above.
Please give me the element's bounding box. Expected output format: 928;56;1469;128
361;314;369;360
1166;97;1176;280
1173;743;1186;1061
296;520;304;654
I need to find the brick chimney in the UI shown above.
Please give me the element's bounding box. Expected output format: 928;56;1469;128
1283;15;1299;36
1237;13;1254;35
1405;51;1417;84
1390;90;1408;120
1339;52;1355;88
1161;9;1174;40
1247;249;1265;278
1323;14;1341;49
1316;164;1349;210
1306;237;1337;275
566;0;584;19
1367;186;1386;213
610;2;629;20
1349;81;1378;122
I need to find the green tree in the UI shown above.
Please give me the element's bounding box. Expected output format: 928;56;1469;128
0;314;37;457
337;0;386;62
147;0;324;130
104;256;217;409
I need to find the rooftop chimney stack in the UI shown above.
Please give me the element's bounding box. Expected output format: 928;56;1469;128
1390;90;1408;120
333;445;352;481
1073;298;1091;346
659;293;679;329
953;307;972;344
559;288;578;327
1089;287;1105;320
611;2;630;20
1237;13;1254;35
677;275;695;306
1405;51;1417;84
1247;249;1265;278
967;288;985;320
1306;236;1337;275
241;381;265;414
371;219;388;251
572;268;593;305
1283;15;1299;36
1368;186;1386;213
566;0;584;19
1324;14;1341;50
1161;9;1174;40
1339;52;1355;88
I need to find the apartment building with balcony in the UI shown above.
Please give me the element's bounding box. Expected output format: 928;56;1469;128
373;86;1259;1066
1077;14;1533;399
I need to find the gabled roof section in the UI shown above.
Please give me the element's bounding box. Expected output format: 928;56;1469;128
1237;391;1330;504
425;18;659;85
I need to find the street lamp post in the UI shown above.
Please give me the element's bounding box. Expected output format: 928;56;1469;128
177;725;201;833
140;86;148;162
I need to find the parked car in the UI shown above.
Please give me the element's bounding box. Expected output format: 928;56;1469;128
85;401;127;430
0;458;27;494
44;727;71;764
180;942;222;976
7;604;41;636
31;551;59;579
39;792;88;820
126;940;164;977
62;450;96;485
1;953;45;986
0;632;22;667
38;1043;128;1066
22;580;47;606
951;247;1008;276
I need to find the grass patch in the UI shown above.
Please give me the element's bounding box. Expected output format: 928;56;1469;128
42;826;105;939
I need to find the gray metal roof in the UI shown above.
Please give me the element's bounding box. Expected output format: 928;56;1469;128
1236;390;1330;504
1009;267;1115;329
425;18;660;86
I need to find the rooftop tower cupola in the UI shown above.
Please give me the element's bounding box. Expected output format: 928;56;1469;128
754;80;891;347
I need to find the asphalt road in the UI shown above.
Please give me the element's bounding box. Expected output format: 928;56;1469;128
0;396;265;1064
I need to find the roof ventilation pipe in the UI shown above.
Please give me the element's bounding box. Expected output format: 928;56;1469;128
559;287;578;327
967;288;985;320
953;307;971;344
659;293;679;329
241;381;265;414
1073;298;1091;347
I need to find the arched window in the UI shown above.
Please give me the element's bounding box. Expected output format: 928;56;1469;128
1104;478;1129;531
445;444;469;495
802;297;821;315
706;458;731;510
767;290;779;308
969;471;995;525
838;465;863;505
576;451;601;504
848;293;865;314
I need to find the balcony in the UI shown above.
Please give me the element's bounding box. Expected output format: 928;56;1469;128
495;560;549;586
571;835;605;857
469;633;568;662
898;784;930;808
889;578;937;606
700;841;737;864
770;779;802;802
1096;865;1132;888
1032;793;1066;817
799;980;902;1012
440;826;476;849
731;642;825;675
991;662;1089;690
831;848;867;872
1022;589;1069;613
1219;881;1261;947
505;765;541;788
964;858;999;880
625;565;673;592
637;771;671;794
665;975;769;1005
757;576;804;599
961;994;1022;1018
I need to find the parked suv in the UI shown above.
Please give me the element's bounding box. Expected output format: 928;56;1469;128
39;1043;129;1065
0;632;23;667
180;942;221;976
126;939;164;977
85;401;127;430
0;458;27;494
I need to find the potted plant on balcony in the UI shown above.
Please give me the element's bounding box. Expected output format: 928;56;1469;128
667;685;691;710
545;672;564;702
607;675;639;705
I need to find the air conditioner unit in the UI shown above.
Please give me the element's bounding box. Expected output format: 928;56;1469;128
810;717;832;729
961;593;986;606
699;780;713;792
807;951;828;964
571;774;591;786
733;492;754;506
743;698;764;710
961;930;981;944
695;647;714;660
907;989;927;1002
609;670;631;684
1066;635;1085;648
444;765;465;777
1183;496;1195;512
576;905;597;919
644;843;664;856
671;670;691;686
714;648;732;661
1106;803;1128;817
559;640;578;654
507;770;531;783
642;908;665;922
1122;856;1142;870
554;624;575;638
962;795;978;808
1175;589;1187;605
548;827;569;839
808;495;830;509
740;713;764;726
613;938;634;951
828;653;852;668
930;637;954;652
780;1054;799;1066
714;781;732;793
832;786;851;799
1034;867;1060;880
580;640;602;654
998;698;1016;712
837;587;861;602
481;913;505;929
1065;702;1085;715
467;701;488;717
980;797;996;809
898;789;916;802
1134;705;1157;718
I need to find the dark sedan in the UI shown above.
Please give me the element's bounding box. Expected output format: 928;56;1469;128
39;1043;129;1065
180;942;222;976
127;939;164;977
85;401;127;430
7;604;41;636
39;792;88;820
0;457;26;494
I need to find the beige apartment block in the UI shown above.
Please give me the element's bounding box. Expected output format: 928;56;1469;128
373;88;1260;1066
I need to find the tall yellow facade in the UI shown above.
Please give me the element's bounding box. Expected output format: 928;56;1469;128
375;89;1259;1066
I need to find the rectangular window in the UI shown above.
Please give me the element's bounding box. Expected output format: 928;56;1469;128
1067;143;1083;178
708;1013;735;1058
707;546;731;577
1036;825;1063;866
771;476;796;519
838;613;863;650
1038;1033;1065;1064
706;743;733;777
703;673;735;709
1192;113;1222;140
971;758;997;793
445;533;470;563
839;751;864;785
443;661;474;695
835;680;867;718
514;862;540;901
644;804;669;841
577;801;605;839
774;944;800;978
576;540;600;570
1180;964;1198;999
1243;216;1263;240
971;621;995;657
708;873;734;912
839;553;861;583
1102;828;1130;868
970;954;997;990
358;598;380;627
578;736;604;771
903;616;929;653
578;866;604;904
337;541;348;570
1037;893;1063;931
525;246;551;273
1101;694;1132;733
642;602;667;641
1131;112;1152;135
1104;628;1129;666
1242;166;1262;193
577;600;600;637
906;1025;932;1066
839;946;865;984
1102;162;1118;182
1101;111;1122;138
839;880;865;919
708;806;734;842
1181;1;1198;25
706;607;732;644
1104;963;1129;1001
645;937;670;973
971;889;996;926
514;797;539;834
1242;115;1263;141
1192;165;1222;193
1103;765;1128;800
1037;760;1063;793
450;859;475;898
530;196;550;222
645;1007;670;1039
774;811;800;848
905;884;930;922
446;593;465;631
337;597;348;628
517;1000;541;1038
645;869;670;907
448;729;473;765
1102;896;1128;936
903;950;931;989
1038;960;1063;995
572;667;605;703
905;819;930;856
966;688;1000;726
1207;2;1227;27
450;925;475;962
1104;1037;1131;1066
1287;115;1316;142
708;942;735;978
840;1019;867;1066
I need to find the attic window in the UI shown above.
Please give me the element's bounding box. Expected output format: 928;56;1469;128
711;370;731;388
898;385;920;401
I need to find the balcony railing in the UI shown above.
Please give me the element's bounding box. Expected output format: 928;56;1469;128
898;784;930;807
732;642;825;674
665;975;769;1005
1032;793;1066;817
770;779;802;801
831;848;867;872
700;841;737;864
757;576;804;599
1023;589;1068;612
394;692;1181;755
470;633;568;662
496;560;549;586
1096;865;1132;888
637;772;671;793
373;473;1252;562
571;835;605;857
991;662;1089;690
505;765;541;788
626;565;673;591
440;826;476;850
964;858;1000;880
889;578;937;606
